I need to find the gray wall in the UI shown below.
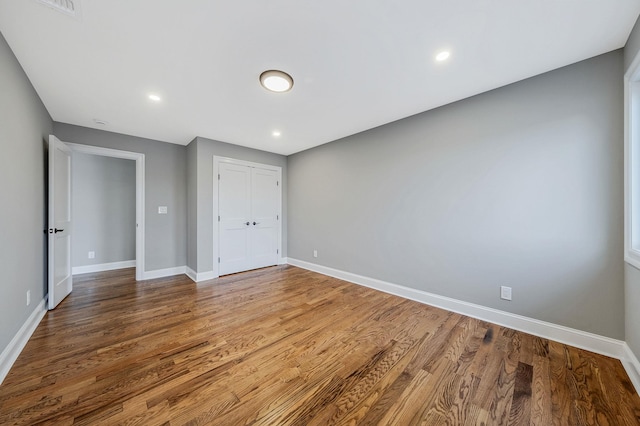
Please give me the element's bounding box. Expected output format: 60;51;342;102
71;153;135;267
288;51;624;339
189;137;287;274
0;32;52;354
187;138;198;271
53;123;187;272
625;16;640;357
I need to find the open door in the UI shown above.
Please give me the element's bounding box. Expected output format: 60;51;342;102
48;135;72;310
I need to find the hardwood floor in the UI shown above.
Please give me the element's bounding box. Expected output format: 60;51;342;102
1;266;639;425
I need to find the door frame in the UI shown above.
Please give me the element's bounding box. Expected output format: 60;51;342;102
213;156;282;278
65;143;146;281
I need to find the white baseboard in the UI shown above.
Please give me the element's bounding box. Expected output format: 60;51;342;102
622;343;640;395
185;267;217;283
195;271;217;282
141;266;186;280
73;261;186;282
0;298;48;385
279;257;288;265
287;258;627;361
72;260;136;275
185;267;197;282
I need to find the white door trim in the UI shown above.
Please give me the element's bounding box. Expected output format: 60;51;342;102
213;156;282;278
64;142;146;281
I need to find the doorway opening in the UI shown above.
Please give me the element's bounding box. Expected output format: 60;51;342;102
66;143;145;281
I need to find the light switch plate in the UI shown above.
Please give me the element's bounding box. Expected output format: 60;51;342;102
158;206;168;214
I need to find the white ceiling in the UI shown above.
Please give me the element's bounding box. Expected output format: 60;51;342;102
1;1;639;155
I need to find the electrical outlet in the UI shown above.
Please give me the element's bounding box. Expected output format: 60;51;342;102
313;250;318;258
500;286;512;301
158;206;168;214
88;251;95;259
26;290;30;306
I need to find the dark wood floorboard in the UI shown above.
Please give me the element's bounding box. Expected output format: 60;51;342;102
0;265;638;425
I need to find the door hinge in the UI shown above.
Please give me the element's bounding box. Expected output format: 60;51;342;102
277;181;279;186
218;174;220;180
218;215;220;222
277;249;279;254
277;214;279;220
218;257;220;263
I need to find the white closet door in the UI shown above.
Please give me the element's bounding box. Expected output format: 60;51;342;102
250;167;279;269
218;161;280;276
218;163;252;275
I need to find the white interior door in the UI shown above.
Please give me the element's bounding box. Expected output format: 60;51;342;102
48;135;73;310
250;167;279;269
219;163;252;275
218;161;280;276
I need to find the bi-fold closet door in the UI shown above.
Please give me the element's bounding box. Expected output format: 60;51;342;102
218;162;280;276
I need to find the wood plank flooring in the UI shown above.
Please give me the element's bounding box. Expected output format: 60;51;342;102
0;265;639;425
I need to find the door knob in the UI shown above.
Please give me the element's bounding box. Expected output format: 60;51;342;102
245;222;250;226
50;228;64;233
253;222;260;225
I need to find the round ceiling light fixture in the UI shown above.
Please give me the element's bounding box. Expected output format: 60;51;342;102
260;70;294;93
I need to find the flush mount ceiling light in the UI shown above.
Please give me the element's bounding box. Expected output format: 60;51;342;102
260;70;294;93
435;51;451;62
148;94;162;102
272;130;281;137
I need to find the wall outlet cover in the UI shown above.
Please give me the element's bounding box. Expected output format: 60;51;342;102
500;286;512;301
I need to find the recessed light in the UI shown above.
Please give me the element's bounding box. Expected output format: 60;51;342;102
260;70;294;93
272;130;281;137
148;94;161;102
435;51;451;62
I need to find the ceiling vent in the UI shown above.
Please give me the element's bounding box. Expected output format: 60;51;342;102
37;0;81;18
